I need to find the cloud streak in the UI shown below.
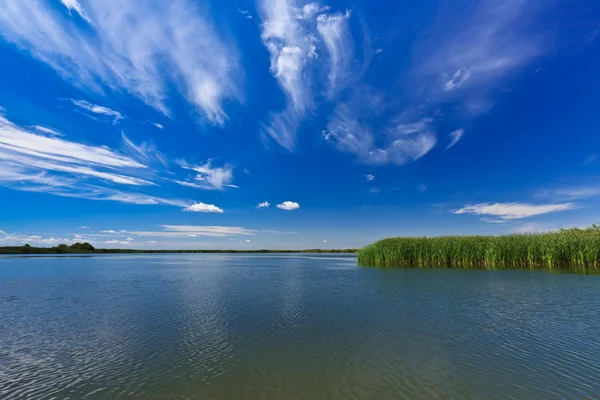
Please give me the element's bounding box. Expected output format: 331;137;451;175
454;202;576;220
446;129;464;150
70;99;123;124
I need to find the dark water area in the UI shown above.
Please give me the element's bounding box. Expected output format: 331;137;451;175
1;254;600;399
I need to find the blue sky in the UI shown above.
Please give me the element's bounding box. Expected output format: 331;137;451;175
0;0;599;249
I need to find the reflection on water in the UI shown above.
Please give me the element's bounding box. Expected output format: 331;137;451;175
1;254;600;399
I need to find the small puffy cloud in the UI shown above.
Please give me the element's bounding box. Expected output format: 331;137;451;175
322;240;328;243
153;123;163;129
238;9;253;19
446;129;465;150
454;202;576;220
256;201;270;208
245;239;251;243
364;174;375;181
276;201;300;211
183;203;224;213
80;226;90;229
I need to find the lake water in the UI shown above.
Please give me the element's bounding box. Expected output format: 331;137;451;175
1;254;600;399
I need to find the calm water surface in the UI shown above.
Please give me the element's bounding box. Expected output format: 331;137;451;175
1;254;600;399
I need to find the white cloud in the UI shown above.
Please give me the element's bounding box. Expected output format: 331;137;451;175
418;184;427;192
104;240;131;246
416;0;549;112
454;202;576;220
364;174;375;181
178;159;237;190
257;201;271;208
33;125;64;136
538;186;600;202
514;223;549;234
183;203;224;213
59;0;91;23
245;239;252;243
122;133;168;167
0;230;6;235
316;10;353;97
101;229;127;234
258;0;355;149
134;225;256;238
0;115;157;187
0;115;192;208
446;129;465;150
70;99;123;124
277;201;300;210
325;106;436;165
80;226;90;229
238;9;253;19
152;123;163;130
481;217;507;223
322;239;328;243
0;0;241;124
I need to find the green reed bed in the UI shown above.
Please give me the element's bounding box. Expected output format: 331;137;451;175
358;227;600;269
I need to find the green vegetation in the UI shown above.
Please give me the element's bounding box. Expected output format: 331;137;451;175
358;226;600;269
0;243;357;255
0;242;98;254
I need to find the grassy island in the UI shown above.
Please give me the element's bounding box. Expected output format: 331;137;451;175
0;243;357;255
358;226;600;269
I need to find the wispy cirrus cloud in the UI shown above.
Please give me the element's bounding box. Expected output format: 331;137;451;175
0;0;242;124
324;0;553;165
70;99;123;124
176;159;237;191
0;114;194;208
258;0;355;149
59;0;91;23
134;225;256;238
454;202;576;220
537;186;600;202
33;125;64;137
325;106;436;165
415;0;551;113
122;133;168;168
446;129;465;150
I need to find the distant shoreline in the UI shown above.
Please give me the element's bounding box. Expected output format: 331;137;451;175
0;245;357;255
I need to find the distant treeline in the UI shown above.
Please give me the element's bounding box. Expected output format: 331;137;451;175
358;226;600;269
0;242;357;255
